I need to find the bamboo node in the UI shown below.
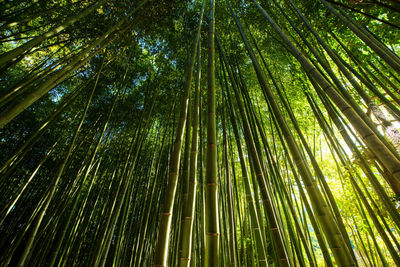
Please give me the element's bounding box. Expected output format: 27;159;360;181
161;212;171;215
206;232;220;236
206;183;218;186
361;132;374;140
340;105;351;113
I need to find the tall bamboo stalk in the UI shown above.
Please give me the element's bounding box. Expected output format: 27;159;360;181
153;2;204;266
205;0;219;265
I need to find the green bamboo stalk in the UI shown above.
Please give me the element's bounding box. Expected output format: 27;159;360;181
251;0;400;189
235;2;357;265
222;65;269;267
217;30;290;265
319;0;400;75
17;54;104;267
178;35;202;267
205;0;219;265
0;1;104;68
153;3;204;265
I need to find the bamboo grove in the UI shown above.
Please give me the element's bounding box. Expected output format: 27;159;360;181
0;0;400;266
